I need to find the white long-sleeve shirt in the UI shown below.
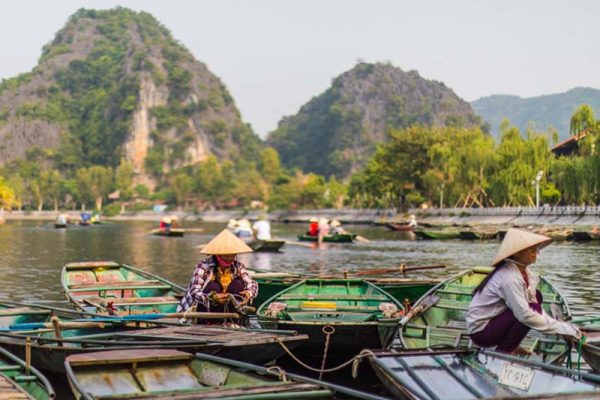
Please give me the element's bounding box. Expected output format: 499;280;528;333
466;262;579;338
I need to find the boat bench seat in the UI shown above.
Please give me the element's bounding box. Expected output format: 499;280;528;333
0;307;51;316
68;280;172;292
280;294;387;301
84;296;180;307
435;300;469;312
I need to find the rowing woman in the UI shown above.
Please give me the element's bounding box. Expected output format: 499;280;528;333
467;228;580;354
177;229;258;316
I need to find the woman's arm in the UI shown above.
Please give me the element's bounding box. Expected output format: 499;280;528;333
501;275;580;338
236;264;258;300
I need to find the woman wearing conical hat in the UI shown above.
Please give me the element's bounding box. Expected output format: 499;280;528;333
467;228;580;354
177;229;257;315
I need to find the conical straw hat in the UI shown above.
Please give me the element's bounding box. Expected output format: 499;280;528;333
200;229;253;255
492;228;552;267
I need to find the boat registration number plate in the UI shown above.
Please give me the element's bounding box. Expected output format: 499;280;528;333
498;363;535;390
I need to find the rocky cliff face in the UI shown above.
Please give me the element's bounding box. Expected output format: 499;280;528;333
0;8;260;185
268;62;483;178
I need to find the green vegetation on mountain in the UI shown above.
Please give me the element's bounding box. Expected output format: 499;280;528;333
268;62;484;179
472;87;600;140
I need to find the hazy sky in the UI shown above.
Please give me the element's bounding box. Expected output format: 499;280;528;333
1;1;598;137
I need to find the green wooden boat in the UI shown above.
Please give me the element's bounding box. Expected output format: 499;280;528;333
257;279;403;359
62;261;185;315
0;346;55;399
400;267;571;365
458;230;498;240
297;233;357;243
66;350;383;400
151;228;186;237
571;230;600;241
249;270;438;308
247;239;286;252
0;307;308;374
368;348;600;400
570;316;600;373
414;229;460;240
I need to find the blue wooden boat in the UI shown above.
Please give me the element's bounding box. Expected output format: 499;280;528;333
368;348;600;399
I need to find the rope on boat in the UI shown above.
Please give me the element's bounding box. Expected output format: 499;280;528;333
578;335;586;371
275;338;376;376
266;366;288;382
319;325;334;380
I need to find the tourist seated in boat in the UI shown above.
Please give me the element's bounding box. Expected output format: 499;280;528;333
170;215;179;228
307;217;319;236
317;217;330;242
234;218;253;238
57;213;68;225
80;212;92;224
407;214;417;227
252;214;272;240
328;220;346;235
466;228;581;355
177;229;257;316
159;216;172;230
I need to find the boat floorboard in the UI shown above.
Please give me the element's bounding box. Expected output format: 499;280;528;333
124;326;304;344
0;374;30;399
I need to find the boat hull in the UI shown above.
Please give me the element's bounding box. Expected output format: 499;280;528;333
297;234;356;243
151;228;185;237
414;230;460;240
247;239;286;252
386;223;414;231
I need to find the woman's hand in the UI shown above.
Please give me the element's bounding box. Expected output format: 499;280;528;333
213;293;230;304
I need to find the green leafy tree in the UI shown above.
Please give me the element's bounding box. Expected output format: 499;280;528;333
0;177;16;210
7;174;25;211
169;173;194;208
115;160;134;212
76;166;114;210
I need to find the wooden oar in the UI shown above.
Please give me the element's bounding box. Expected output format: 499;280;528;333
89;312;239;321
399;295;440;326
185;228;204;233
332;264;446;277
284;240;314;248
355;235;371;243
4;320;109;331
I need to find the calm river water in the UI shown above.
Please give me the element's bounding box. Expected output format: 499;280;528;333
0;219;599;315
1;219;599;397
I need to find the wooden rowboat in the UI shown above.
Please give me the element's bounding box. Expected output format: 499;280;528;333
400;267;572;365
62;261;185;315
571;230;600;241
414;229;460;240
0;308;308;374
257;279;403;360
151;228;186;237
53;223;66;229
66;350;382;400
297;233;357;243
367;348;600;400
386;222;414;232
0;346;55;399
249;270;438;308
458;230;498;240
247;239;286;252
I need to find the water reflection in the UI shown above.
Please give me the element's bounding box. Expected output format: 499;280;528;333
0;220;598;315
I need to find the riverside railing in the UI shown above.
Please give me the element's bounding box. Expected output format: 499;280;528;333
409;206;600;217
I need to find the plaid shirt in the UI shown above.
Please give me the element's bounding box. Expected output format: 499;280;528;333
177;256;258;312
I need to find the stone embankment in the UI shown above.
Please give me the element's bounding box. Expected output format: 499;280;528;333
2;206;600;226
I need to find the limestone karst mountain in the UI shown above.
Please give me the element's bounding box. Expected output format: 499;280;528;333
268;62;483;179
0;8;261;186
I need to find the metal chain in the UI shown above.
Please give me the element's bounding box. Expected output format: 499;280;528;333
319;324;334;380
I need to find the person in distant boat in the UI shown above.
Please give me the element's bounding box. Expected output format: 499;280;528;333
329;220;346;235
307;218;319;236
80;212;92;225
467;228;581;355
407;215;417;227
177;229;257;316
234;218;253;238
57;214;68;225
317;217;330;242
170;215;179;228
252;214;272;240
159;216;172;231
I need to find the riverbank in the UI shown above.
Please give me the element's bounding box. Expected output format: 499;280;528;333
3;206;600;226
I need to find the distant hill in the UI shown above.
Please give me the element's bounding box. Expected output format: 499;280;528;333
0;8;261;186
471;87;600;139
268;62;482;179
